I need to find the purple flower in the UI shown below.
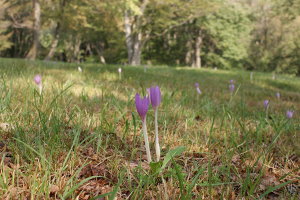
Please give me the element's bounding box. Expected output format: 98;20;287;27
149;86;161;109
286;110;294;119
229;83;235;93
34;74;42;85
230;80;234;84
194;83;201;94
276;92;280;99
135;93;150;121
264;100;269;109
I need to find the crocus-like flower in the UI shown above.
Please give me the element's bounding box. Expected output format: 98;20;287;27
286;110;294;119
135;93;152;163
264;100;269;109
276;92;280;99
194;82;202;94
78;66;82;72
229;83;235;93
149;86;161;109
34;74;42;85
135;94;150;121
34;74;42;95
149;86;162;161
250;72;253;81
230;80;234;84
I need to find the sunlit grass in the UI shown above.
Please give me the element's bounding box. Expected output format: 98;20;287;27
0;58;299;199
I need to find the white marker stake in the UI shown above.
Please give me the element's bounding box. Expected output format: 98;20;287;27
118;68;122;79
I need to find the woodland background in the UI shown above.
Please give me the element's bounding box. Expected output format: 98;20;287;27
1;0;300;75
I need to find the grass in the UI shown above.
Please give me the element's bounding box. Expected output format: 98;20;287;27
0;58;299;199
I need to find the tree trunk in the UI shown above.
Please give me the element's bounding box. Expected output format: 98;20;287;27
45;23;60;61
185;39;192;65
124;10;133;64
194;30;202;68
73;36;81;63
94;42;106;64
124;0;149;66
26;0;41;60
131;32;142;65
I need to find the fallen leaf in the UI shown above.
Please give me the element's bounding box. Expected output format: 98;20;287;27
50;185;59;194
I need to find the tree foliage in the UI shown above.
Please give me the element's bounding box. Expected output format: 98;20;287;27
0;0;300;75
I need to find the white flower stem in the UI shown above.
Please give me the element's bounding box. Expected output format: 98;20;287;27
142;117;152;163
154;109;160;162
38;84;43;95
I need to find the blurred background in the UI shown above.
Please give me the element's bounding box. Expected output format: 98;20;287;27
0;0;300;75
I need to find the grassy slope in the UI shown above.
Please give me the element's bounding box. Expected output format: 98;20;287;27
0;58;299;199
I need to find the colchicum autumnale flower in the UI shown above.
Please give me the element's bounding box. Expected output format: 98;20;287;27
276;92;280;99
149;86;162;161
229;83;235;93
286;110;294;119
264;100;269;109
194;82;202;94
34;74;42;95
135;93;152;163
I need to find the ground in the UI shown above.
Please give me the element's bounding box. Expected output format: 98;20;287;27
0;58;299;199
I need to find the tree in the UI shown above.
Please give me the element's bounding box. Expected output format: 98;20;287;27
0;0;12;52
26;0;41;60
123;0;214;66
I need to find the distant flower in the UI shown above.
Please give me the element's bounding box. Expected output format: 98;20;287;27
230;80;234;84
229;83;235;93
34;74;42;85
118;68;122;73
194;82;202;94
286;110;294;119
264;100;269;109
78;66;82;72
276;92;280;99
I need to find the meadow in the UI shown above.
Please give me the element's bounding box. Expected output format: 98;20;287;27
0;58;299;199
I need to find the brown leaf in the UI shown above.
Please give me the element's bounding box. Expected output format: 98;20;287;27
231;155;241;164
0;123;13;132
261;174;280;187
50;185;59;194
